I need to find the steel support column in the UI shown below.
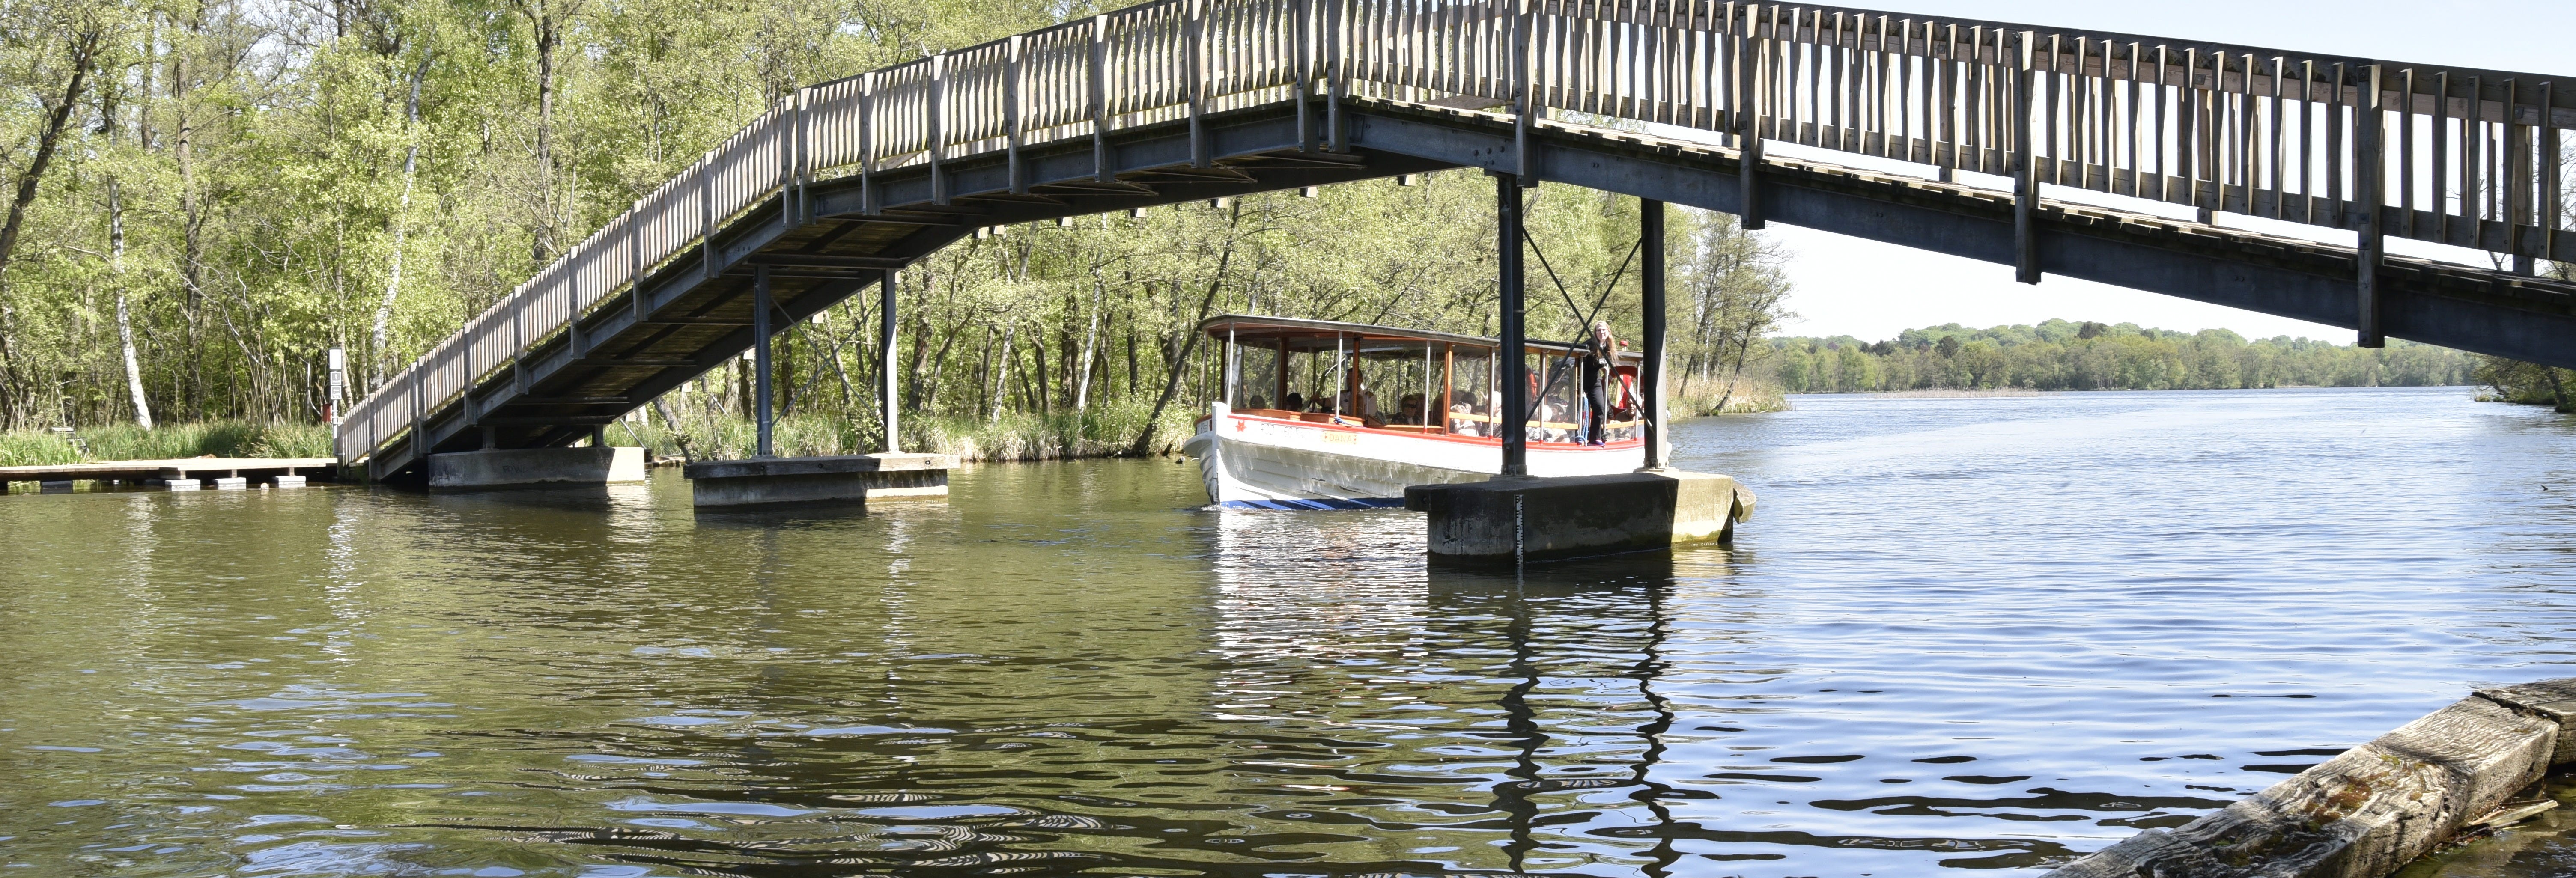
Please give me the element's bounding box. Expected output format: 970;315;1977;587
1640;198;1667;471
1497;173;1529;478
880;268;902;453
754;265;775;457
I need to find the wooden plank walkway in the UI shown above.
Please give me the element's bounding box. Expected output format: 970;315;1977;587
0;458;338;485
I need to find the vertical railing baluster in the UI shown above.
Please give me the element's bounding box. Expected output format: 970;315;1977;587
2356;62;2384;346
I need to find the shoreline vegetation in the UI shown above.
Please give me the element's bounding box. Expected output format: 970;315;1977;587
1765;319;2476;394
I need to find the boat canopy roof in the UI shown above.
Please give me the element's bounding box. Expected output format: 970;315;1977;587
1197;314;1633;360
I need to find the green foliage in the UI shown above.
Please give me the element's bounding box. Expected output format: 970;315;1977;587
1770;319;2476;393
2473;356;2576;411
0;0;1773;452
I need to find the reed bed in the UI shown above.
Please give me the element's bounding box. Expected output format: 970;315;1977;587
0;421;332;467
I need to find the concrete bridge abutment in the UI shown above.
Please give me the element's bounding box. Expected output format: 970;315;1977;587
683;454;953;509
427;446;647;490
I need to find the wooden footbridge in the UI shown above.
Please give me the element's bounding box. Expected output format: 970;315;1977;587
336;0;2576;479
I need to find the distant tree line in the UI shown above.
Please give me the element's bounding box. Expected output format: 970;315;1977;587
1768;318;2475;393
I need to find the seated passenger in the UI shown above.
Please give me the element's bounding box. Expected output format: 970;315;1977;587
1282;391;1305;412
1395;393;1425;426
1448;391;1482;436
1245;394;1268;411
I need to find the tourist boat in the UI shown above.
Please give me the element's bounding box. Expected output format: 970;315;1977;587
1181;315;1646;509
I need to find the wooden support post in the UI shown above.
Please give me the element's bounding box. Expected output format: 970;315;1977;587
629;200;645;323
1294;0;1314;152
929;52;950;206
1734;8;1764;229
1438;343;1452;432
754;264;775;456
1007;36;1028;194
1640;197;1668;470
2546;81;2563;266
699;161;714;280
860;72;879;214
1325;0;1346;151
2013;31;2039;284
1497;172;1529;478
2507;78;2535;275
1511;0;1533;183
880;268;902;453
1274;339;1289;409
590;426;606;448
1090;15;1112;182
780;95;797;231
792;89;810;226
1188;0;1210;168
410;369;425;457
2357;63;2385;348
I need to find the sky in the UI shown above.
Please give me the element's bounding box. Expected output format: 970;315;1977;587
1719;0;2576;343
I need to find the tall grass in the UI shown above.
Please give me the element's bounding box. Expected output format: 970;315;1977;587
0;421;333;467
618;399;1203;463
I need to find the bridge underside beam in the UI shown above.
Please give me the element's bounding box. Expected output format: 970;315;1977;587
1346;101;2576;372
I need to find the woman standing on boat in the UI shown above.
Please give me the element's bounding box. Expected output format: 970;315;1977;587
1582;321;1624;445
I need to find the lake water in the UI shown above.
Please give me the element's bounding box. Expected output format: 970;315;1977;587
8;386;2576;878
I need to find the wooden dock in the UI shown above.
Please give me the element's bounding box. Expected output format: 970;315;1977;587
0;458;337;492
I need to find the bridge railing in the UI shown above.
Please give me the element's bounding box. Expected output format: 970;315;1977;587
340;0;2576;465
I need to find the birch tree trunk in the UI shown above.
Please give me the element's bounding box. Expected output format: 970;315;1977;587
111;180;152;427
1072;271;1105;411
371;56;429;388
987;321;1017;422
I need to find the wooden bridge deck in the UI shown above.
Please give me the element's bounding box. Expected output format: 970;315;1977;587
337;0;2576;480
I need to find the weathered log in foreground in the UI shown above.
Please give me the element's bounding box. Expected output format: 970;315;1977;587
2049;679;2576;878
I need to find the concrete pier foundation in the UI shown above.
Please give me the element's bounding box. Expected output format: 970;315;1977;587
427;446;647;490
684;454;952;509
1404;470;1755;564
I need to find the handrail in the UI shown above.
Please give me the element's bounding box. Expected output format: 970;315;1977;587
339;0;2576;465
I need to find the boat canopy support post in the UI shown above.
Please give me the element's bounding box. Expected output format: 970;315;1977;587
1496;172;1529;477
1640;197;1668;470
754;264;775;458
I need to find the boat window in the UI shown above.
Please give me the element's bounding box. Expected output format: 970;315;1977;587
1447;348;1493;436
1530;353;1583;443
1227;337;1282;412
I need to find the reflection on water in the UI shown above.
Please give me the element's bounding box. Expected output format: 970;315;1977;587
6;387;2576;876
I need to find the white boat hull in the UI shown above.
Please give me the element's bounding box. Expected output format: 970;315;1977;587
1181;402;1644;509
